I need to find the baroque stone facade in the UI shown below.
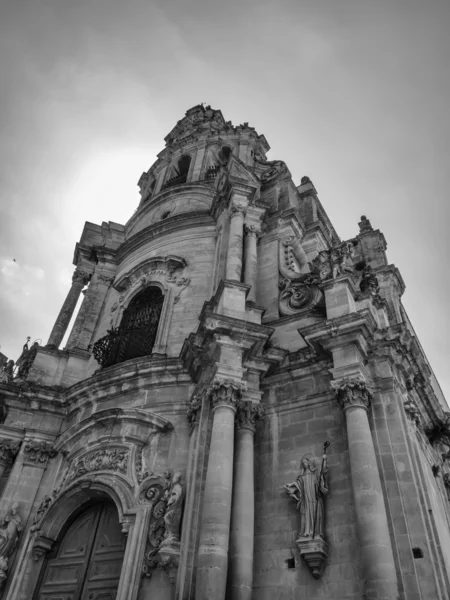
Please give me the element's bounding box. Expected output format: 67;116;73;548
0;104;449;600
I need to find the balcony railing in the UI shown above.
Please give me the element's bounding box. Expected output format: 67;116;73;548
205;164;220;181
90;325;158;368
161;173;187;190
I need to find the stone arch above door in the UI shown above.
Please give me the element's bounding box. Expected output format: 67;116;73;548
32;474;136;558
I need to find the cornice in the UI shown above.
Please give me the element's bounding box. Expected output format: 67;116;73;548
117;212;216;261
128;182;215;232
64;356;191;409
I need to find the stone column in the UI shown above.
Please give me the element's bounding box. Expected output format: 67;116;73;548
227;401;262;600
66;272;114;350
225;204;246;282
195;380;244;600
331;377;399;600
243;225;259;303
46;268;91;348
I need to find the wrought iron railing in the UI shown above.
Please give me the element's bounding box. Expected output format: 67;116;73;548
205;164;220;180
161;173;187;189
90;325;158;368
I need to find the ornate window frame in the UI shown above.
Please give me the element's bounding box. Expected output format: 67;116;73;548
111;256;190;356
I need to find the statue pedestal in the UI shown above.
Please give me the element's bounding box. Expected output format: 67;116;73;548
296;536;329;579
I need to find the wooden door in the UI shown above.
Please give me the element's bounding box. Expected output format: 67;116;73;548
35;502;126;600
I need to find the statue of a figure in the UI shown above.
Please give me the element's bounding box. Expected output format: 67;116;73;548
284;454;329;538
0;502;22;586
0;361;14;384
16;342;39;380
163;472;185;544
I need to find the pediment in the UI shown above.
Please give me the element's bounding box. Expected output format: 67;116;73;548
228;157;260;186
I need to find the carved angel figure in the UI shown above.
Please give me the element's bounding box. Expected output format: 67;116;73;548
284;454;328;538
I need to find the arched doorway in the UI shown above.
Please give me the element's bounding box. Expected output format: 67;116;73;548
34;501;125;600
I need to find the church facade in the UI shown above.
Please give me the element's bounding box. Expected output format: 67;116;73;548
0;104;449;600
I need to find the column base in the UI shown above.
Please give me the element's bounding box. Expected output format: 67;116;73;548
296;536;329;579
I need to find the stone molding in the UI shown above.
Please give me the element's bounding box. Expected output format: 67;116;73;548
235;401;264;431
331;376;373;411
23;441;57;467
206;379;247;410
0;440;21;466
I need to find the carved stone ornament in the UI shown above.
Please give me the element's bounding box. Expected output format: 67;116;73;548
244;224;261;237
23;441;57;466
0;440;20;467
278;236;325;316
230;203;247;218
0;360;14;384
278;278;324;317
404;398;421;428
32;447;130;533
207;379;247;409
235;401;264;431
331;377;373;411
359;265;380;296
140;472;185;579
72;268;90;286
135;445;149;484
65;448;128;484
259;159;288;184
358;215;373;233
284;451;329;579
309;239;358;282
187;395;202;429
0;502;22;588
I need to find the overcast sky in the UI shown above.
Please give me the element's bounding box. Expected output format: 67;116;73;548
0;0;449;398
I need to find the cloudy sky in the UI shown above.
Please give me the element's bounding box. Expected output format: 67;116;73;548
1;0;449;398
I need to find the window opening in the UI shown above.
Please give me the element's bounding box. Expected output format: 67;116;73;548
90;286;164;368
163;155;191;188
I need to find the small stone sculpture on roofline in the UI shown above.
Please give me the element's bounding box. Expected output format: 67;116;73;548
284;442;330;578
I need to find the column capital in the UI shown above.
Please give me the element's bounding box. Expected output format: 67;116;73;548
230;203;247;219
207;379;246;410
331;376;373;411
235;401;264;432
244;223;261;237
72;268;91;286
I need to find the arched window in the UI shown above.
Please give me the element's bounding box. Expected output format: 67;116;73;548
164;154;191;188
218;146;232;165
91;286;164;367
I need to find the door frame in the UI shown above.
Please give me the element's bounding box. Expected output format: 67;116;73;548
4;477;151;600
